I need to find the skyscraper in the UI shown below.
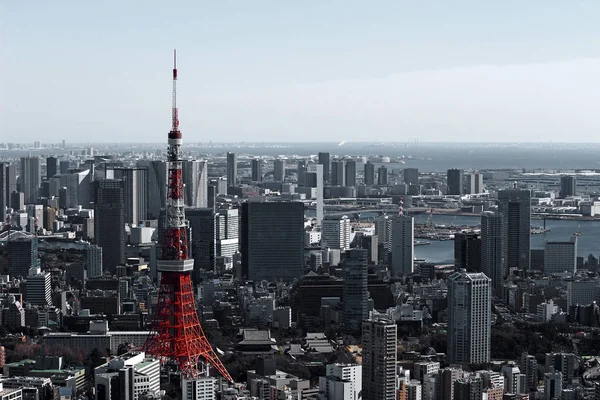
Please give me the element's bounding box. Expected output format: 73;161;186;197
345;160;357;187
297;159;307;186
182;160;208;208
362;318;397;400
454;233;482;272
59;160;70;174
318;152;330;184
343;249;369;330
241;202;304;281
447;169;463;195
87;244;103;278
481;211;504;290
307;164;324;223
5;164;16;199
226;152;237;187
251;159;263;182
20;157;41;204
187;208;216;280
273;159;285;182
216;208;239;258
0;163;7;222
559;176;576;198
465;173;484;194
464;173;476;194
26;270;52;306
474;173;484;194
403;168;419;185
107;168;147;225
139;160;167;219
46;156;59;179
322;215;351;250
498;187;531;270
377;166;388;186
8;236;39;278
94;179;125;273
331;160;345;186
544;236;577;275
520;353;538;391
390;215;414;277
364;162;375;186
447;270;491;364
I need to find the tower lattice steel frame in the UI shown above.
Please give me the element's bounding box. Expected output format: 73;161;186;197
142;50;233;382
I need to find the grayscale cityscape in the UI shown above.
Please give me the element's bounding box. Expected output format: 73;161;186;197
2;2;600;400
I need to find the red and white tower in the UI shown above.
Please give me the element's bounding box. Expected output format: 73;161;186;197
142;51;232;382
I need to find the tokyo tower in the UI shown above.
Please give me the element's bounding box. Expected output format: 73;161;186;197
142;50;233;382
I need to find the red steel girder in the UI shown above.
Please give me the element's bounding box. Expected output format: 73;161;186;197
142;272;233;382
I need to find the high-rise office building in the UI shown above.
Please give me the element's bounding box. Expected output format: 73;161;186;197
318;152;330;184
474;173;484;194
465;173;484;194
375;215;391;246
0;163;7;222
544;236;577;275
10;191;24;211
59;160;70;174
447;169;463;195
297;160;307;186
481;211;504;290
464;173;475;195
559;176;576;198
377;166;388;186
107;168;147;225
322;215;351;250
182;160;208;208
362;318;397;400
56;169;92;209
216;208;239;258
390;215;414;276
360;235;378;264
320;364;362;400
8;236;39;278
364;162;375;186
139;160;167;219
447;270;491;364
5;164;16;196
307;164;324;223
187;208;216;280
498;187;531;270
545;352;575;384
46;156;59;179
182;377;217;400
20;157;41;204
343;249;369;330
544;368;562;400
520;353;538;391
345;160;357;187
251;159;263;182
273;159;285;182
26;270;52;306
5;164;16;197
331;160;345;186
241;202;304;281
403;168;419;185
454;233;482;272
226;152;237;187
94;179;125;273
87;244;103;278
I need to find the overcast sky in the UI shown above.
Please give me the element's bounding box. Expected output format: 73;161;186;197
1;1;599;143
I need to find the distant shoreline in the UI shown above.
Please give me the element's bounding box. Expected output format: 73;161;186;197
422;210;600;222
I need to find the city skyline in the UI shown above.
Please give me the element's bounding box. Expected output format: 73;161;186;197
2;2;600;143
